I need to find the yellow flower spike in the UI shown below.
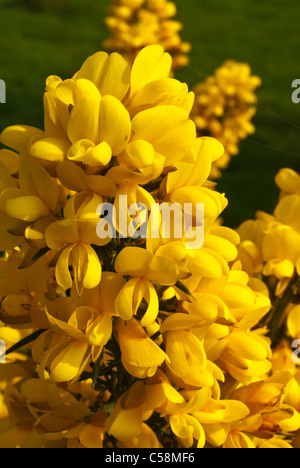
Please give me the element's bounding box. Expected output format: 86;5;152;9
104;3;190;71
191;60;261;178
114;318;168;379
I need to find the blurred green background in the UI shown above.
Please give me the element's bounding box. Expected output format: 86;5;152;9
0;0;300;227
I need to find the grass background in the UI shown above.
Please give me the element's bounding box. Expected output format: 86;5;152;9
0;0;300;227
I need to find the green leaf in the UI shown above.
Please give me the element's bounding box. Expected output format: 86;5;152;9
0;329;46;360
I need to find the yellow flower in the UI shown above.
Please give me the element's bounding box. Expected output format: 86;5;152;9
275;168;300;198
114;246;178;325
103;0;191;69
237;168;300;296
114;318;168;379
31;272;125;382
119;423;162;448
105;381;148;440
0;154;58;251
45;192;110;293
1;46;195;179
191;60;261;178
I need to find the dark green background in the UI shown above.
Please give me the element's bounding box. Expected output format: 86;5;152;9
1;0;300;227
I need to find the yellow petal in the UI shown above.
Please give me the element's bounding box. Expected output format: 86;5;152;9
50;341;90;383
131;106;195;164
82;244;102;290
87;313;112;347
146;255;178;285
105;383;146;440
19;153;58;211
130;45;172;98
0;125;44;153
30;137;69;163
97;52;131;101
79;424;105;449
57;160;116;197
56;245;75;290
115;278;140;321
0;149;19;174
99;95;131;155
115;247;153;277
99;272;127;316
6;195;50;222
68;82;101;144
45;219;79;250
76;51;130;101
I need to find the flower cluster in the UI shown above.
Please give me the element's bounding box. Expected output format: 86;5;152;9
238;168;300;343
103;0;191;69
0;46;299;449
191;60;262;178
236;168;300;447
